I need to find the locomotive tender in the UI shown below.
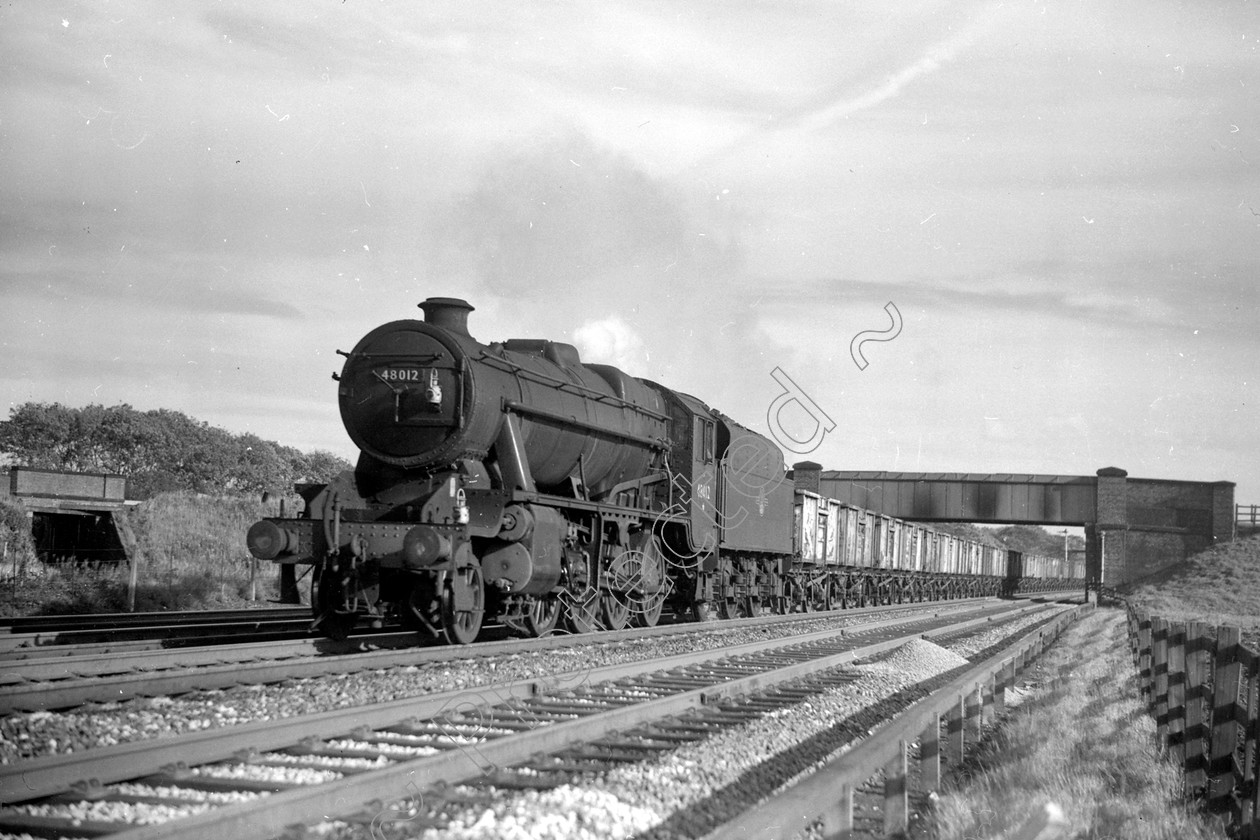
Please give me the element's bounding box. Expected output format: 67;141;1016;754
246;298;1077;642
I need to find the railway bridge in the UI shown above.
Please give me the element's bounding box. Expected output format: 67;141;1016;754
791;464;1235;588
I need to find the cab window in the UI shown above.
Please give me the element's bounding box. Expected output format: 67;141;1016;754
693;417;715;463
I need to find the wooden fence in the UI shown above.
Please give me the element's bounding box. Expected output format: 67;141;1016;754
1240;504;1260;537
1127;605;1260;837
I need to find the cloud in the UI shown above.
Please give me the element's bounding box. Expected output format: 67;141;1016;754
431;131;689;299
573;316;648;374
787;5;1004;132
754;248;1260;340
1;245;303;320
683;2;1009;173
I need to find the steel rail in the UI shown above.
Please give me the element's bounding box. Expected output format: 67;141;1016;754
0;601;1045;809
0;630;313;662
0;618;315;655
0;607;310;634
0;609;301;636
0;597;1007;712
99;603;1057;840
2;595;1010;666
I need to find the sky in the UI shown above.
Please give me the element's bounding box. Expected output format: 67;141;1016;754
2;1;1258;506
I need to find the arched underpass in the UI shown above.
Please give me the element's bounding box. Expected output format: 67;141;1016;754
0;467;133;565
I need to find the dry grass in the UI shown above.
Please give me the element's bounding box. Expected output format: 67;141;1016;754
1121;534;1260;646
0;491;288;615
921;609;1224;840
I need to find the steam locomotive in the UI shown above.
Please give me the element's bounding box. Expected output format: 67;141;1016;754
246;298;1078;642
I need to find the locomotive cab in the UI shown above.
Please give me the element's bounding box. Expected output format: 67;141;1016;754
639;383;720;561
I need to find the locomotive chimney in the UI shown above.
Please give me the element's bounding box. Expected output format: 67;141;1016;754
419;297;475;338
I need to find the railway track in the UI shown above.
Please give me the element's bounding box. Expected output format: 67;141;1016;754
0;597;1008;714
0;607;316;655
0;607;313;636
0;599;1074;839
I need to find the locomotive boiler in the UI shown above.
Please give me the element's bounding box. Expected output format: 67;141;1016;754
246;298;787;641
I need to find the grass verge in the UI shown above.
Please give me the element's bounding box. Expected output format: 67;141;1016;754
919;608;1224;840
1121;534;1260;646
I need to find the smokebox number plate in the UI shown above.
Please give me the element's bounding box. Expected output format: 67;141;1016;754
375;367;423;383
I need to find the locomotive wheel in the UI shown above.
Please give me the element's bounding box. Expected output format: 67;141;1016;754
632;592;665;628
627;535;666;628
523;596;561;637
718;597;754;620
600;593;630;631
564;589;600;634
440;565;485;645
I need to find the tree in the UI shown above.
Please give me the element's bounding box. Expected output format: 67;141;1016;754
0;402;352;498
992;525;1084;556
0;403;80;469
290;448;352;484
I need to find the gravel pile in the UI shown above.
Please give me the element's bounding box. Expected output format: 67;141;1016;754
1;605;981;763
853;638;969;677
